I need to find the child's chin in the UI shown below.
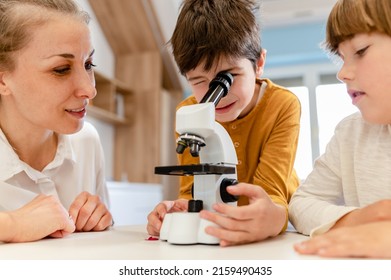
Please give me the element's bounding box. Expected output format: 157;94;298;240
215;114;236;123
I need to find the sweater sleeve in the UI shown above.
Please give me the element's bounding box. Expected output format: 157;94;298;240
251;92;301;232
288;125;357;236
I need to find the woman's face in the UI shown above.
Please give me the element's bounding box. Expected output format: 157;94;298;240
0;14;96;134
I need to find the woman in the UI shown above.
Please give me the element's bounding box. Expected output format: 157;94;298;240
0;0;112;242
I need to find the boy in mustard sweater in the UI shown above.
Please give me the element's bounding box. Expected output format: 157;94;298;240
147;0;301;246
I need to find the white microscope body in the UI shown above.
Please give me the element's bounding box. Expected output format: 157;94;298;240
155;72;238;245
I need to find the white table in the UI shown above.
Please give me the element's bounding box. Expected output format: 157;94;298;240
0;225;320;260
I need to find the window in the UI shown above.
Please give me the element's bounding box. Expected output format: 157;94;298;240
272;78;313;179
265;63;348;180
288;86;313;179
315;83;358;154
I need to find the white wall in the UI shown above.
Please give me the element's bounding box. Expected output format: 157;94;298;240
75;0;115;78
107;181;162;225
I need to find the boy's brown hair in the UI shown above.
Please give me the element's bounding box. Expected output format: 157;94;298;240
325;0;391;54
170;0;262;75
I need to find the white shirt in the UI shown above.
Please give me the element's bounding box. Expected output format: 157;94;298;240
0;122;109;211
289;112;391;236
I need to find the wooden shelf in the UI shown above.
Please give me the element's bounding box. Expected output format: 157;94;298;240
87;105;128;125
91;70;133;125
87;0;180;184
114;79;132;96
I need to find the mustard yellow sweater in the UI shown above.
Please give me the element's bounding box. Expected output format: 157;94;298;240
177;78;301;231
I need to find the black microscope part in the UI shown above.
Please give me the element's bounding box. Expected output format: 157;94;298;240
200;72;234;106
154;164;236;176
220;178;239;203
188;200;203;212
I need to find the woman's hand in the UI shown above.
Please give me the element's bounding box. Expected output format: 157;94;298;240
69;191;112;232
2;194;75;243
200;183;286;247
146;199;188;236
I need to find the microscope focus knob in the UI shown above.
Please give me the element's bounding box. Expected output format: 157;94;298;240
220;178;239;203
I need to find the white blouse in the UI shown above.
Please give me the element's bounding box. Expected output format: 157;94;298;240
0;122;109;211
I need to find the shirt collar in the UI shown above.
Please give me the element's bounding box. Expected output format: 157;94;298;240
0;128;76;182
0;129;23;181
45;133;76;170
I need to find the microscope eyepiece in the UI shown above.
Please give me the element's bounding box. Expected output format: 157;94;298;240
200;72;234;106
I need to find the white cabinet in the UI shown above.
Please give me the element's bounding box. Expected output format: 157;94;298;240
107;181;162;226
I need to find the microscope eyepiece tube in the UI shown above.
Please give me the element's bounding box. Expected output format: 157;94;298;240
200;72;234;106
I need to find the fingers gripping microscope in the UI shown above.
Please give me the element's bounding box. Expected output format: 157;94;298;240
155;72;239;245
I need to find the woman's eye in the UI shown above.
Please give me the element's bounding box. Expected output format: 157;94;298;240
53;67;71;75
85;62;97;71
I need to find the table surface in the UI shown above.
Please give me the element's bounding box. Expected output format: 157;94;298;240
0;225;321;260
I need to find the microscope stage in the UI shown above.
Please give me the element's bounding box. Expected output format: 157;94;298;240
154;164;236;176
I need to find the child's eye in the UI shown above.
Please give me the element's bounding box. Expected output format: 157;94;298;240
192;80;207;86
356;46;369;57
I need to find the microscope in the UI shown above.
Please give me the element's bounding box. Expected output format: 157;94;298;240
155;72;239;245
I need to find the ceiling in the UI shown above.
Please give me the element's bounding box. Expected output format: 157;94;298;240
88;0;338;91
260;0;338;28
88;0;158;54
88;0;338;52
169;0;338;28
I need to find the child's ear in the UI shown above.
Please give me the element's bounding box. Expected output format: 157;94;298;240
256;49;267;77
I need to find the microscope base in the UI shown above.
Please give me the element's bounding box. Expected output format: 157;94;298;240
159;213;220;245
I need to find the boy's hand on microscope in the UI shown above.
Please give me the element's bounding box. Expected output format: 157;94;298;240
147;199;188;236
199;183;286;247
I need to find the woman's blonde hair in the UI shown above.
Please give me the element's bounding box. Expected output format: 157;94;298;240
0;0;89;71
325;0;391;54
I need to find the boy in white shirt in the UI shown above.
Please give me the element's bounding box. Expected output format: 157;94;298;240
290;0;391;258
